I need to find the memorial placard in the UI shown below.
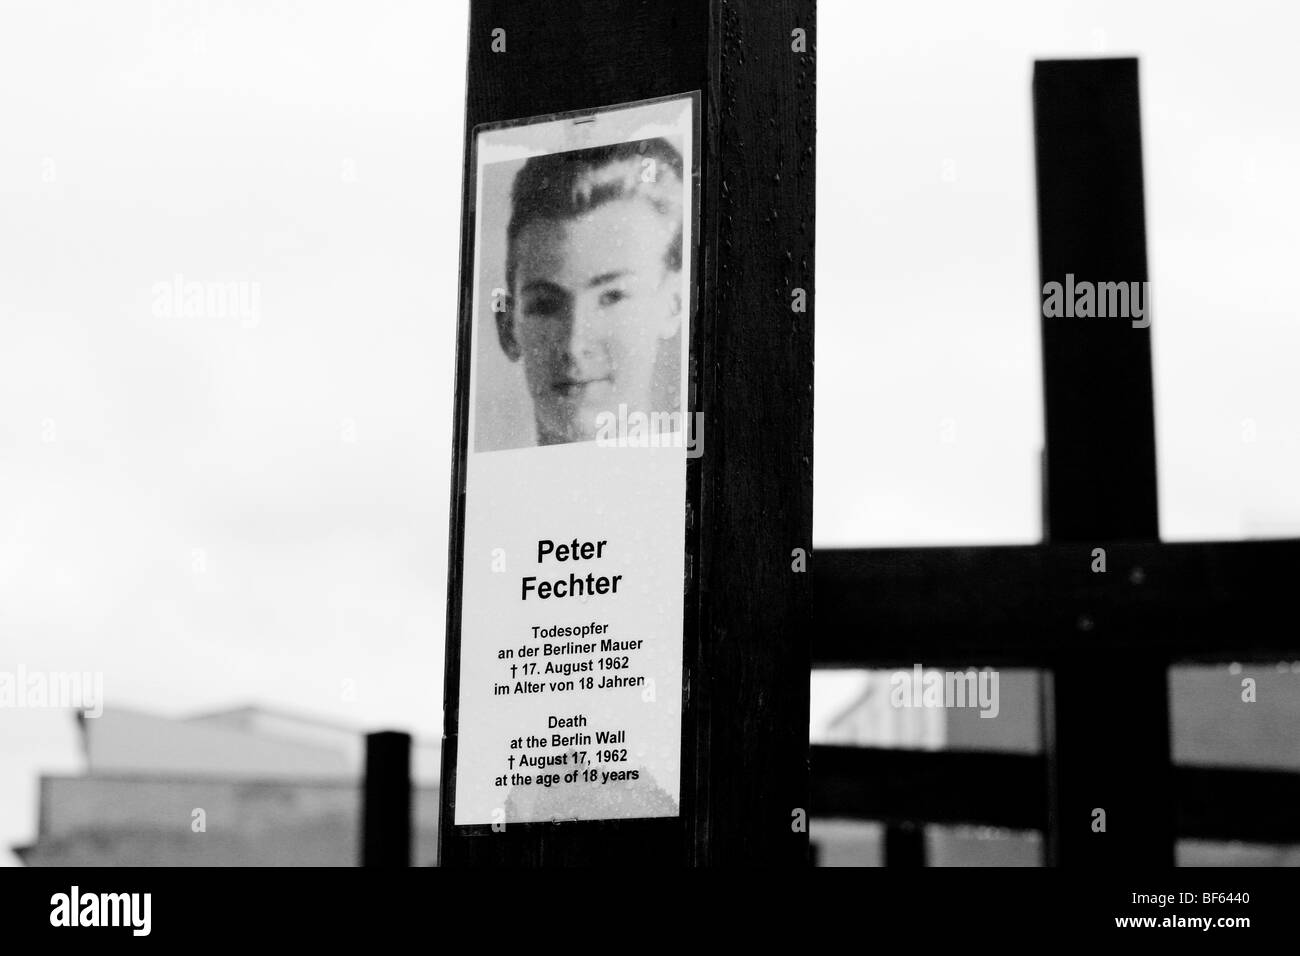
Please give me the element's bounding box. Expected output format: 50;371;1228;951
449;93;698;826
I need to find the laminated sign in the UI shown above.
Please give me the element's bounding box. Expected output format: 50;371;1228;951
445;93;699;826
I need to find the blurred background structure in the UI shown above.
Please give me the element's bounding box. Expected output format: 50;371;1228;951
15;707;439;865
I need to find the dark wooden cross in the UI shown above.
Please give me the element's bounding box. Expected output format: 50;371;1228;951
812;58;1300;866
439;0;815;866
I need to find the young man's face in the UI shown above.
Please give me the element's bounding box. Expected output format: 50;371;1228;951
501;197;681;445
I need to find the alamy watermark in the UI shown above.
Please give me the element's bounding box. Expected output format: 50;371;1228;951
50;886;150;936
1042;274;1150;328
0;666;103;717
594;403;704;458
890;665;999;719
151;273;261;328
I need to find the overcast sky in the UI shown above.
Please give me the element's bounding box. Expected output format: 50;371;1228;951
2;0;1298;862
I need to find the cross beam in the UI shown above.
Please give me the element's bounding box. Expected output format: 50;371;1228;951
812;540;1300;667
810;746;1300;845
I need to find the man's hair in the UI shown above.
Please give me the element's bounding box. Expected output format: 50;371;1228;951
506;136;684;294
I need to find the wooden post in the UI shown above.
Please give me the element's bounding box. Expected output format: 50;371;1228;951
362;731;411;867
1034;58;1175;866
439;0;815;866
884;822;926;868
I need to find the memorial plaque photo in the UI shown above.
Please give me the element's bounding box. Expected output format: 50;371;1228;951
446;93;699;826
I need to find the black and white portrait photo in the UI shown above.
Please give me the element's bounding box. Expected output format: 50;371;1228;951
470;100;693;454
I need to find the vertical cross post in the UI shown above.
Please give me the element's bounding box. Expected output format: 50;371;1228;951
1033;58;1174;866
362;730;412;867
689;0;815;868
439;0;815;866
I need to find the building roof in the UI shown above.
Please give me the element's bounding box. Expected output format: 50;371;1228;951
75;705;441;784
